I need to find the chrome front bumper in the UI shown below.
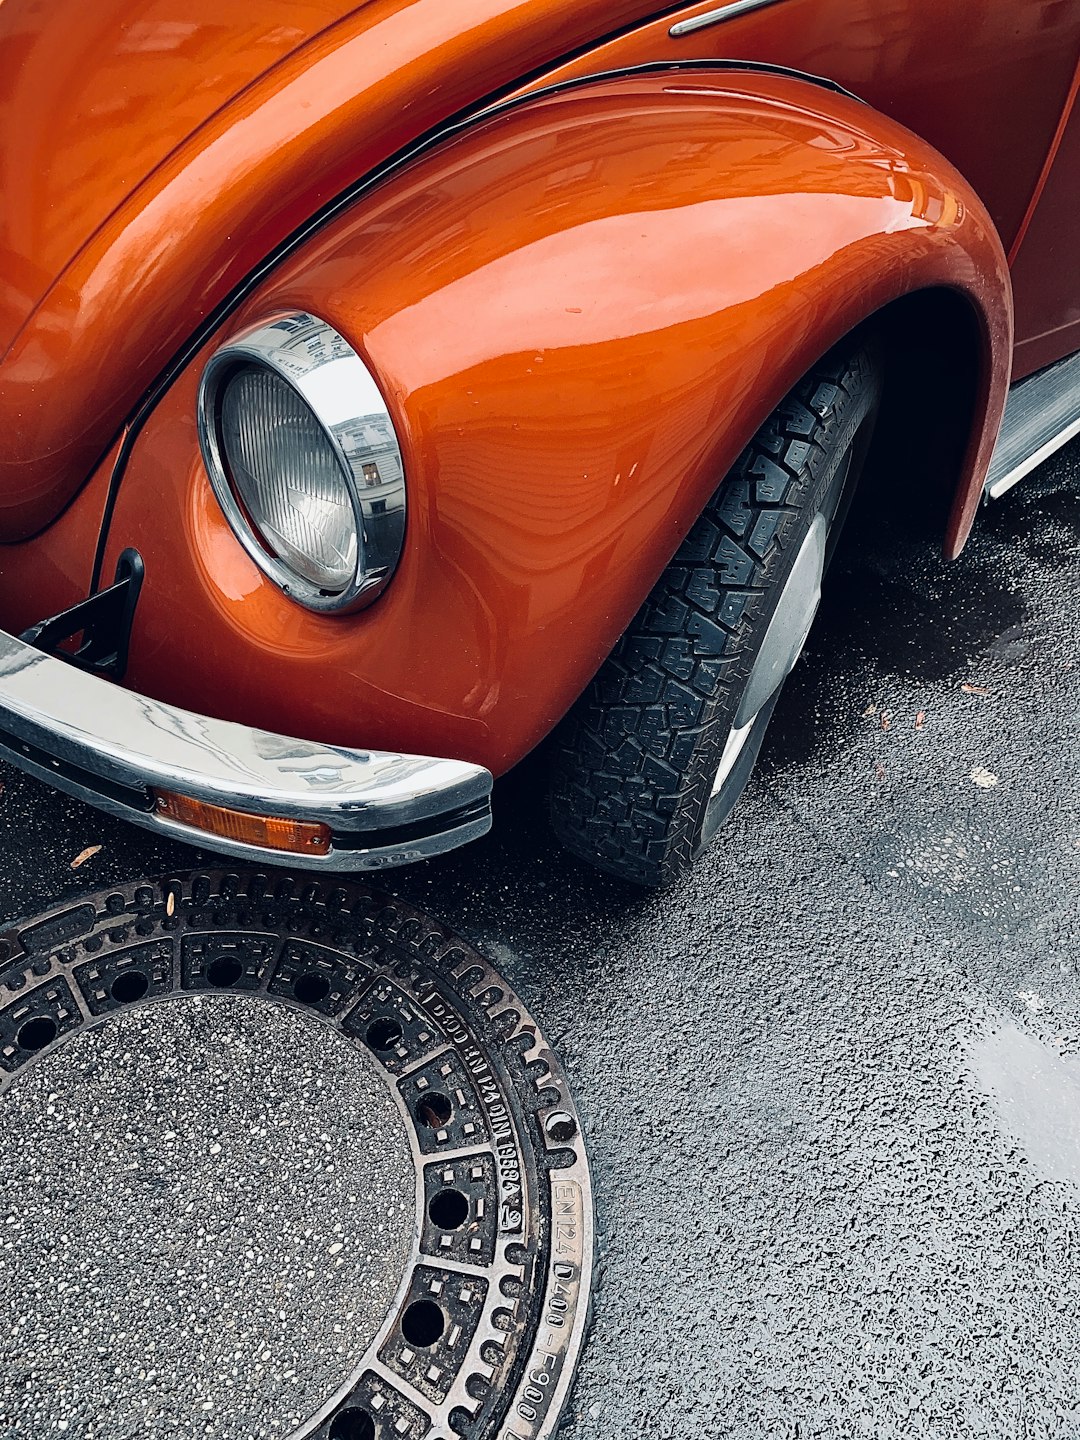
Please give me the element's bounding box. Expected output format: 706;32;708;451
0;629;492;868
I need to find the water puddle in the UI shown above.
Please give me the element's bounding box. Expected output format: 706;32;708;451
967;1009;1080;1186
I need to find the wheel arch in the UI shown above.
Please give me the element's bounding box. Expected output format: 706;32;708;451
841;286;990;557
76;65;1012;777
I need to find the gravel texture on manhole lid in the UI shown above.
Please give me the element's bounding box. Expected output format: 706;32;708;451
0;871;594;1440
0;993;415;1439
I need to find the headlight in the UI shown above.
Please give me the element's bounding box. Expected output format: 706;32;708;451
197;312;406;613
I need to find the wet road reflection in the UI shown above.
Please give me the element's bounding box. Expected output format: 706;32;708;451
968;1011;1080;1188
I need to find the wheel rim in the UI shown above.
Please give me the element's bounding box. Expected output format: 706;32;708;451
710;443;856;800
710;715;756;796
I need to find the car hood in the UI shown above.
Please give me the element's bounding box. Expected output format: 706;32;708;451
0;0;378;357
0;0;664;539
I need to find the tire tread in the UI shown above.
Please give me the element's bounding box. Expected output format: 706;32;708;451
548;344;879;885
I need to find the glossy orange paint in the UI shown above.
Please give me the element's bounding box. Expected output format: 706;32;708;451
74;69;1010;777
0;447;114;632
1010;56;1080;378
0;0;716;541
2;0;1075;544
0;0;371;353
521;0;1080;372
522;0;1080;253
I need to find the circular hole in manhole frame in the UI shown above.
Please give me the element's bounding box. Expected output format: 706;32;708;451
16;1015;57;1052
415;1091;453;1130
0;869;594;1440
293;971;332;1006
110;970;150;1005
401;1298;447;1349
428;1188;470;1231
328;1409;376;1440
206;953;244;988
366;1016;403;1051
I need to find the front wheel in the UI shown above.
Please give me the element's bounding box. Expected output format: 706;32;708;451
548;339;882;886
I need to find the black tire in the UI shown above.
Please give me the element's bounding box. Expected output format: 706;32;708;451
548;339;883;886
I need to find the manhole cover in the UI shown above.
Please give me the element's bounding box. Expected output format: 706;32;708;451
0;871;592;1440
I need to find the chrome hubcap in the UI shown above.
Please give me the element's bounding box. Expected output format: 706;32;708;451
710;715;757;797
711;444;854;798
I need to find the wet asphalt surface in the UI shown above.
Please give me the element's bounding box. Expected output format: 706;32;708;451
0;442;1077;1439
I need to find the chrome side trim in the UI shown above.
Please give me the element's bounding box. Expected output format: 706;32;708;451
985;349;1080;499
990;413;1080;498
0;630;492;870
670;0;787;37
198;312;407;614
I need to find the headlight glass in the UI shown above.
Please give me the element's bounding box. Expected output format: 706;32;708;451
219;365;358;592
197;313;406;613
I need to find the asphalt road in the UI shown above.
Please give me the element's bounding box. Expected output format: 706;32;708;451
0;442;1077;1439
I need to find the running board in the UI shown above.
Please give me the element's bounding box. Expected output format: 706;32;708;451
985;349;1080;499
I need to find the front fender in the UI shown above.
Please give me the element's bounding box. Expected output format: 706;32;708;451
88;65;1010;774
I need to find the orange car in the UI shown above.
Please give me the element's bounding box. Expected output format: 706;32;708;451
1;0;1077;884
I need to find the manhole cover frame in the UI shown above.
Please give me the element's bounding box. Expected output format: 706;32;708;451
0;869;593;1440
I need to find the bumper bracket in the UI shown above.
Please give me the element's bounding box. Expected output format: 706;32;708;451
20;549;144;681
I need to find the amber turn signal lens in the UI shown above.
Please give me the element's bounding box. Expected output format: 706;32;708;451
153;790;332;856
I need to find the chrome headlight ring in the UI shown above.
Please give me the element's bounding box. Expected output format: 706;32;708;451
197;312;406;614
